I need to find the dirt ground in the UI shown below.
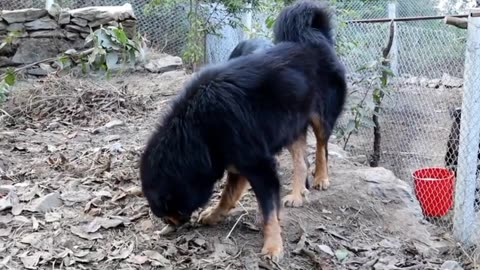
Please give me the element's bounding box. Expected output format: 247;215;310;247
0;71;475;269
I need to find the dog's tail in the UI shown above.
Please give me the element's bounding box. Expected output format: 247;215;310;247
273;0;333;46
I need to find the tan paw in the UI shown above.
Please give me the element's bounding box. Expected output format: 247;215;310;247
282;193;304;207
198;206;224;225
261;242;284;263
312;177;330;190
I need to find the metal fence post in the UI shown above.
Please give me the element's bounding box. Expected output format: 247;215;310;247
45;0;54;10
244;3;253;39
453;8;480;245
388;2;398;75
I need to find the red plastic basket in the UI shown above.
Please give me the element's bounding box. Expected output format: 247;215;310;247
413;167;455;217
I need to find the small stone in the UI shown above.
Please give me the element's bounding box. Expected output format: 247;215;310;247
419;77;429;87
104;135;121;142
145;55;183;73
0;21;7;31
26;68;49;76
29;30;65;38
104;119;124;129
24;16;58;30
71;17;88;27
58;11;70;24
427;78;441;88
64;24;90;33
6;23;25;32
405;76;419;85
442;73;463;88
1;9;48;23
440;260;463;270
80;32;89;39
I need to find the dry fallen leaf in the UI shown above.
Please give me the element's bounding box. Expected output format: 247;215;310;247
71;226;103;240
20;232;45;246
74;250;106;263
83;217;125;233
45;212;62;223
127;254;149;265
31;216;39;231
0;190;19;212
317;244;334;256
109;241;134;260
0;214;13;224
30;192;63;213
61;191;92;205
142;250;171;267
0;226;12;237
19;252;40;270
93;190;113;198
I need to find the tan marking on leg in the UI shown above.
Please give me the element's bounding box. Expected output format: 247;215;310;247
261;212;284;262
198;173;249;225
283;135;308;207
311;115;330;190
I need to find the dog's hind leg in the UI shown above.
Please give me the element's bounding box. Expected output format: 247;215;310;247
282;135;309;207
198;173;249;225
240;158;283;262
311;115;330;190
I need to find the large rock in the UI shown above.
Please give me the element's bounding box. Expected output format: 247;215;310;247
1;9;48;24
144;54;183;73
24;16;58;30
121;19;137;39
58;11;70;25
65;24;90;33
69;3;135;22
0;21;7;31
29;30;65;38
0;56;16;67
71;17;88;27
65;31;79;40
6;23;24;32
12;38;71;64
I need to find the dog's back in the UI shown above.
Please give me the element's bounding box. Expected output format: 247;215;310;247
228;38;274;60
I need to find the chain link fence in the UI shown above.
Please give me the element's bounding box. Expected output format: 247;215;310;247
3;0;480;246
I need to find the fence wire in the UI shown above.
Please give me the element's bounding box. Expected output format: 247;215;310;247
3;0;479;245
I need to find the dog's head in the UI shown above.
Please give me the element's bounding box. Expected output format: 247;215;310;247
140;130;217;226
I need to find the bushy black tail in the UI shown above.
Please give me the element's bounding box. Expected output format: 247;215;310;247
273;0;333;46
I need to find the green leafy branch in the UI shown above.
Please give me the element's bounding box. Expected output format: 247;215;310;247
0;25;144;103
146;0;251;70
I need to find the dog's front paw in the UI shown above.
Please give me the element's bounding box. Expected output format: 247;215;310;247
261;241;284;263
312;177;330;190
282;193;304;207
198;206;224;225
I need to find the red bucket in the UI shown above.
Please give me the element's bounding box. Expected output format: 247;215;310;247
413;167;455;217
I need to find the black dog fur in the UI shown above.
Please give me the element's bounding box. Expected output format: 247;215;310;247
228;38;274;60
140;0;346;253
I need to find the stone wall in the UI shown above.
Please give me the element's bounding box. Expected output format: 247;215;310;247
0;3;137;75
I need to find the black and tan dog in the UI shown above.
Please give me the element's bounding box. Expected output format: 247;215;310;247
140;0;346;260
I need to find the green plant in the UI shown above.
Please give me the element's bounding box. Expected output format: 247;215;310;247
146;0;249;70
0;26;144;104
